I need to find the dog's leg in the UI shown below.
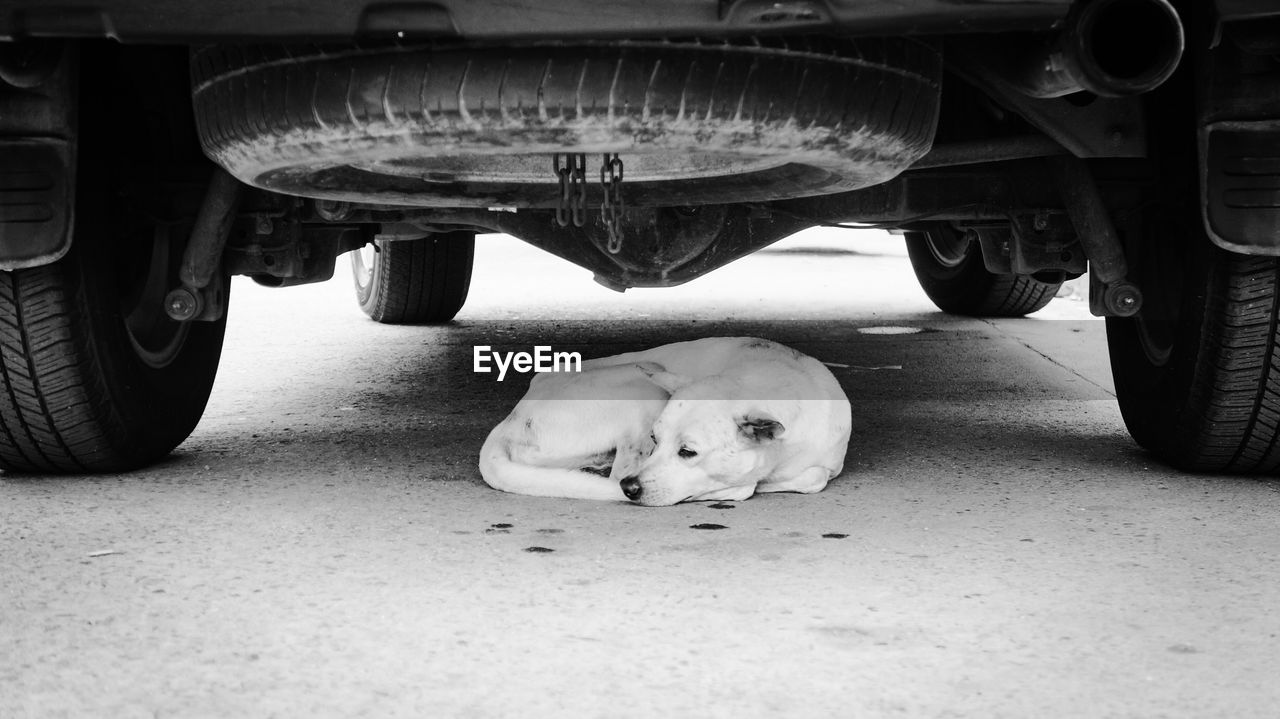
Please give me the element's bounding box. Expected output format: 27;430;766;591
478;406;639;501
694;484;758;502
479;430;628;501
484;462;628;501
757;466;832;494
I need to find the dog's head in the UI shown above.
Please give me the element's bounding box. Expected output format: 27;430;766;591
619;370;785;506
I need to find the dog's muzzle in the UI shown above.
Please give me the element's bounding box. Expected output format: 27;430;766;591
619;476;643;501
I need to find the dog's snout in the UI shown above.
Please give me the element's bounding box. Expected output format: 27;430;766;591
620;476;643;501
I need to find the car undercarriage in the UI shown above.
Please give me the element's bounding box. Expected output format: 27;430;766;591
1;0;1279;474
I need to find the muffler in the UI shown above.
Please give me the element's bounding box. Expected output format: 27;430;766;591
1014;0;1184;98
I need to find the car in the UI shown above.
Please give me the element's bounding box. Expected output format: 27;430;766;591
0;0;1276;474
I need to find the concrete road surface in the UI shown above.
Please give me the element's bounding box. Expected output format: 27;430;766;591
4;230;1279;718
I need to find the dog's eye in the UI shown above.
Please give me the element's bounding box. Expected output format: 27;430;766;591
678;446;698;459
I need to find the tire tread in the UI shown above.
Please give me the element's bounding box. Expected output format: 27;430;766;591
188;40;942;206
0;268;95;472
1198;255;1280;471
356;234;474;324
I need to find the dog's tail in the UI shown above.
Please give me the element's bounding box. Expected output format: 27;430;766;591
479;429;627;502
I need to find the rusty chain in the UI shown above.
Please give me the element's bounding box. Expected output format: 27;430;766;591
553;153;624;251
553;153;587;228
600;153;625;254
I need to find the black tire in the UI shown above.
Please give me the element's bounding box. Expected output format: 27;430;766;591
352;232;475;324
0;45;227;474
1103;40;1280;474
189;39;940;207
904;226;1060;317
0;190;227;474
1106;193;1280;473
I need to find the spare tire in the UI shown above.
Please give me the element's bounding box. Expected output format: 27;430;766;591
190;39;940;208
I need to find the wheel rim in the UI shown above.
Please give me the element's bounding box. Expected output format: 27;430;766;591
1130;219;1185;368
353;243;376;291
924;228;972;269
121;226;190;369
1135;309;1176;367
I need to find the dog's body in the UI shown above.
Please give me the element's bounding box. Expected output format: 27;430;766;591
479;337;851;506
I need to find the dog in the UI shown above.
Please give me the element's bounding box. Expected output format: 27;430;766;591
478;337;851;506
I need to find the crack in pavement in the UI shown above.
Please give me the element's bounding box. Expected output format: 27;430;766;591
981;318;1117;398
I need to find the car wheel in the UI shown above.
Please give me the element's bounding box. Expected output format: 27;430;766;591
0;192;228;473
352;232;475;324
904;225;1060;317
0;44;228;474
1106;193;1280;472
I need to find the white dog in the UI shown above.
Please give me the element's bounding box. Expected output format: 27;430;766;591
478;337;851;506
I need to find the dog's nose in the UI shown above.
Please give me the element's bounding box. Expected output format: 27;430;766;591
620;476;643;501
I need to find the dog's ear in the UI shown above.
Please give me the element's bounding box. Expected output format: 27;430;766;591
737;413;785;442
637;364;691;394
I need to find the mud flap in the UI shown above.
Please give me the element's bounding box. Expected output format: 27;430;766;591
0;138;73;268
0;39;76;269
1202;120;1280;255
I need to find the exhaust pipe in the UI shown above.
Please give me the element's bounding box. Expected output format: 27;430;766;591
1015;0;1184;98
